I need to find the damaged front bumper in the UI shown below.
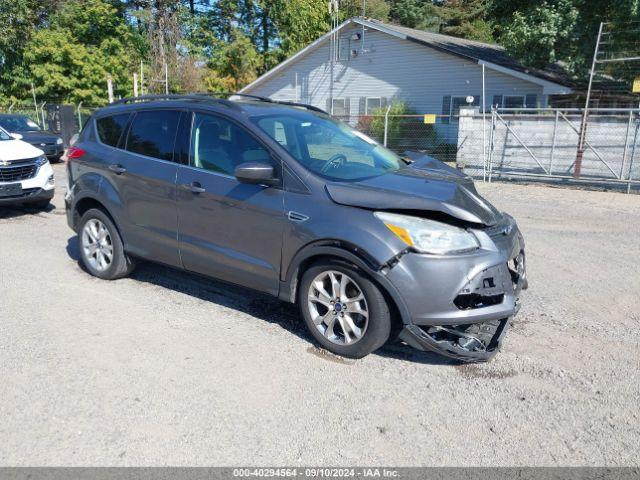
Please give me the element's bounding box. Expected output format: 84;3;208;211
390;216;527;362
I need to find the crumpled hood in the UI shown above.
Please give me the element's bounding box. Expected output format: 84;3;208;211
16;131;60;144
325;152;502;226
0;139;44;161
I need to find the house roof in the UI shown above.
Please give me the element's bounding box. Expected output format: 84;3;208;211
373;20;575;88
240;17;574;94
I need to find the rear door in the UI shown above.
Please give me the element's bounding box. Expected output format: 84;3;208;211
176;111;285;295
101;109;182;267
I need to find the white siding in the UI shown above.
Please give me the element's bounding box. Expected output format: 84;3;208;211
244;27;545;115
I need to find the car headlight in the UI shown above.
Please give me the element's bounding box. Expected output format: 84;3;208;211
56;137;63;145
375;211;479;255
35;155;48;167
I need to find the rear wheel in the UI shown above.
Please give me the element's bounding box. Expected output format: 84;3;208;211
78;208;135;280
299;260;391;358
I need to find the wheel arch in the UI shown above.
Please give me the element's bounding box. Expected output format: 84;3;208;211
280;241;412;326
72;195;125;244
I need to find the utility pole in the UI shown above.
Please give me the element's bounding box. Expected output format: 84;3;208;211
31;83;38;119
164;63;169;95
107;75;114;103
133;73;139;97
140;61;144;96
575;22;604;179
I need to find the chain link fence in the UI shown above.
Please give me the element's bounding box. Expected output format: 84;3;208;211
334;114;461;164
0;103;101;136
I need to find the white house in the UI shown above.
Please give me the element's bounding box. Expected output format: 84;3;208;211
240;17;574;118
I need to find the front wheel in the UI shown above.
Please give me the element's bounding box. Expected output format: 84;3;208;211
299;260;391;359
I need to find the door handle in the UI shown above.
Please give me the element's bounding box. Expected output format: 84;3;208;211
108;164;126;174
183;182;206;194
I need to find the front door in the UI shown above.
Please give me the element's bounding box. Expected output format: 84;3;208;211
176;112;285;295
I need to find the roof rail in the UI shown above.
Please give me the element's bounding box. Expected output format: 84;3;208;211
215;92;329;114
110;93;239;108
110;92;327;114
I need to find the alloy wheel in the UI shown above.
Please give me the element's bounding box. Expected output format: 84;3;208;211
82;218;114;272
307;270;369;345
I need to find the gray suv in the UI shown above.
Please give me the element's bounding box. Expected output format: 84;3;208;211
65;94;527;361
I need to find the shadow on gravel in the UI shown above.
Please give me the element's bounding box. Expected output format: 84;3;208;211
0;203;55;219
65;234;453;365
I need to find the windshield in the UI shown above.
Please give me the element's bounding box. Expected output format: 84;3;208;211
0;127;11;141
251;111;405;181
0;115;41;132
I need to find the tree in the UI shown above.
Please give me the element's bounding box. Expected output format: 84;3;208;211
498;0;578;70
19;0;144;103
492;0;640;79
271;0;330;58
389;0;439;30
436;0;494;42
203;30;261;92
340;0;391;21
0;0;47;99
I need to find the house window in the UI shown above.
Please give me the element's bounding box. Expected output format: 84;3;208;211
503;95;525;109
332;98;346;116
454;96;480;114
366;97;381;114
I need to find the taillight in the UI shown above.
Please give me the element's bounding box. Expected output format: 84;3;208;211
65;146;86;162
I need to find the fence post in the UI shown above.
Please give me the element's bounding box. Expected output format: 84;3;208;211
628;114;639;194
621;109;633;180
488;107;496;182
482;63;487;182
76;102;83;130
383;105;391;147
549;110;559;176
40;102;47;129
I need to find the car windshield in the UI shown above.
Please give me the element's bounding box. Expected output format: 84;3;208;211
251;111;406;181
0;115;41;132
0;127;12;141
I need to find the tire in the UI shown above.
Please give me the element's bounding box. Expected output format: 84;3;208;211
298;259;391;359
78;208;135;280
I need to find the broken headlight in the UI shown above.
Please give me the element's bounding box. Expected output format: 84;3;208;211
375;212;479;255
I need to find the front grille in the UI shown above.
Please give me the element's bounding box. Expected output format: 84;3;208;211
0;163;38;182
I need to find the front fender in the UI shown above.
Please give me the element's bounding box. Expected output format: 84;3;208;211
279;242;412;325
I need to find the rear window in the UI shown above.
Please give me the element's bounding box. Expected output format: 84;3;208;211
96;114;130;147
125;110;180;161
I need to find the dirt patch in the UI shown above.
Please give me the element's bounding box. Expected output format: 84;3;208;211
455;363;518;379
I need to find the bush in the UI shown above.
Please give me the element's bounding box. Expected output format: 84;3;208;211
368;101;437;152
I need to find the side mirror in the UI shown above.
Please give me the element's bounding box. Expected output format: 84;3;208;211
10;133;23;140
234;162;277;186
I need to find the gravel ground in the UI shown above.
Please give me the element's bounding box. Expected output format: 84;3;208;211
0;163;638;466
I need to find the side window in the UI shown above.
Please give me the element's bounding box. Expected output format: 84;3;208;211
190;113;274;176
125;110;180;161
503;95;525;109
365;97;381;114
96;113;130;147
256;117;301;159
